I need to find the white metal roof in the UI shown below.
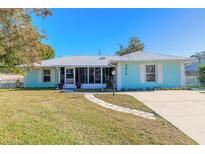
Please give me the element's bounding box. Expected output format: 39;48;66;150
23;51;195;67
36;56;118;67
111;51;194;63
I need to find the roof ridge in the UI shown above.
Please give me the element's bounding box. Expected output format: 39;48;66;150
145;51;188;58
122;51;188;58
40;55;118;62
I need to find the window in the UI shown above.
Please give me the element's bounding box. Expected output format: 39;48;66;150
66;69;74;78
80;68;87;83
103;68;109;83
43;69;51;82
95;68;101;83
125;64;128;75
88;67;101;84
146;65;156;82
89;68;95;83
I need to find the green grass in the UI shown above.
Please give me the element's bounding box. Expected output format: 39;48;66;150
0;90;197;144
94;94;153;113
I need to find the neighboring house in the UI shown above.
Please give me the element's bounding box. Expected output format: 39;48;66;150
0;74;24;88
185;57;205;86
186;58;205;76
22;52;194;90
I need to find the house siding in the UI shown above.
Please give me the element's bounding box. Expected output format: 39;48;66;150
120;61;182;89
25;68;59;88
25;62;183;89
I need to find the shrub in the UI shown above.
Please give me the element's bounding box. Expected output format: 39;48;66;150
198;64;205;86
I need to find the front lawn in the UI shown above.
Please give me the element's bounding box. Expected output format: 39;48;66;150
0;90;197;144
94;94;152;113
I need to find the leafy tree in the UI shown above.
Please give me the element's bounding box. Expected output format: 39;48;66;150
0;9;52;73
198;64;205;85
38;43;55;60
116;36;144;56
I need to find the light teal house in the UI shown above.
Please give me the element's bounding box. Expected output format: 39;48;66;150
23;52;194;90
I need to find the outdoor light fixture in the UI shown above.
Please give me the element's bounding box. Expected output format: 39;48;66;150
111;70;115;76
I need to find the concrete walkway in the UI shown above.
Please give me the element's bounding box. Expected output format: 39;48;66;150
84;94;156;120
126;90;205;144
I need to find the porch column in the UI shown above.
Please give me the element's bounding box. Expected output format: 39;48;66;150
101;67;103;91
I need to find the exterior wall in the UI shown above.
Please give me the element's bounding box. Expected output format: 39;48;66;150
120;61;183;90
25;61;184;89
25;67;59;88
25;67;106;89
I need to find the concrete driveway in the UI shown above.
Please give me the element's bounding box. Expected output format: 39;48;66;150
126;90;205;144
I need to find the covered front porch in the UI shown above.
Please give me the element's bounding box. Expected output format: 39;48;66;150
58;67;116;89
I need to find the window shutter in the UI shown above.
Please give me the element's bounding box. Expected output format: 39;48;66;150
51;69;55;83
158;64;163;83
38;69;42;82
140;64;145;83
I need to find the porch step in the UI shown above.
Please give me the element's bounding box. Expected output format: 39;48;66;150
63;88;75;92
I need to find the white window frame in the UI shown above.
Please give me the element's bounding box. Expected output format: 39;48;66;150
146;64;156;82
43;69;51;82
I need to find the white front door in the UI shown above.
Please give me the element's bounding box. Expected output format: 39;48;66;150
64;68;76;88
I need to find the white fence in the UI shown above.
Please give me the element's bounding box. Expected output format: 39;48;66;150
186;75;200;87
0;80;24;88
0;74;24;88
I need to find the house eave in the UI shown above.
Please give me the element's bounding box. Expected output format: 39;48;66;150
18;64;115;68
109;58;197;64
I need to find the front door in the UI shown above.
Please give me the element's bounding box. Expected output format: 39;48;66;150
64;68;75;88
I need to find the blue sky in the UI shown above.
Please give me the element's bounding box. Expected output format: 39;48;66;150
32;9;205;57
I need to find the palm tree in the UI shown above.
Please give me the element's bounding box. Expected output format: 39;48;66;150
116;36;144;56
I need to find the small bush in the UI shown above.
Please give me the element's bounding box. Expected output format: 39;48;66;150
199;64;205;86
